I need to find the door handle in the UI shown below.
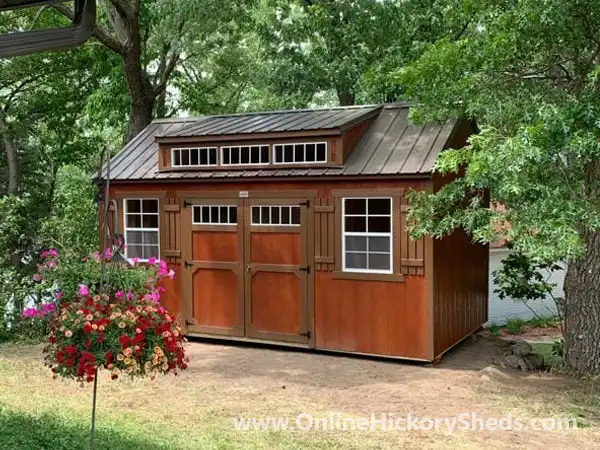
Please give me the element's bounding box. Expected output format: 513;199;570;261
245;263;251;273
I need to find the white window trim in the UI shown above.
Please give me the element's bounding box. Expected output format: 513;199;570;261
192;205;237;225
123;198;160;262
220;145;270;166
272;141;328;165
251;205;301;227
342;197;393;274
171;147;218;167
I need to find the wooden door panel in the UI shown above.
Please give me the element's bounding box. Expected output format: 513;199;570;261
192;268;238;329
192;231;237;261
250;233;300;265
250;272;301;334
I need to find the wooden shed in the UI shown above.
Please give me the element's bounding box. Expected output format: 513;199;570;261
99;103;488;362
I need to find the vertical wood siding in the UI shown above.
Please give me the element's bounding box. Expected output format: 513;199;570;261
314;197;335;271
161;194;181;263
400;195;425;276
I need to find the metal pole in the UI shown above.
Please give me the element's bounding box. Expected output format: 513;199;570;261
90;367;98;450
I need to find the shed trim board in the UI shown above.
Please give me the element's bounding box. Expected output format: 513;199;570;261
100;104;488;361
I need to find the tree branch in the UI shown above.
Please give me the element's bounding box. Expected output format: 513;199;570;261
51;4;125;55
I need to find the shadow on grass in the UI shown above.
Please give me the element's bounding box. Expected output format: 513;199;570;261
0;408;174;450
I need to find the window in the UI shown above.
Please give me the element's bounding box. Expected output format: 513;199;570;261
273;142;327;164
192;205;237;225
124;199;159;261
342;198;392;273
221;145;269;166
172;147;217;167
251;205;301;226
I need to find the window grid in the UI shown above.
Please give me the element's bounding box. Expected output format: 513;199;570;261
123;198;160;261
251;205;301;226
171;147;218;167
221;145;270;166
273;142;327;164
192;205;237;225
342;198;393;274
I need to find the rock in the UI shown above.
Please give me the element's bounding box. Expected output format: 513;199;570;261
481;365;514;379
480;374;491;381
504;355;529;371
524;352;545;371
510;341;533;357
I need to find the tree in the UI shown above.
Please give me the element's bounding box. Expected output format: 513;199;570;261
400;0;600;372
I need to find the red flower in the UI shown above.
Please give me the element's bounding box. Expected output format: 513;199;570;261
118;335;130;348
49;336;56;344
65;358;74;367
83;339;92;348
97;332;105;343
64;345;77;355
105;352;113;365
83;322;93;334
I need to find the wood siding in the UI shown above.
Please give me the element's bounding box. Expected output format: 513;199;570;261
433;229;489;357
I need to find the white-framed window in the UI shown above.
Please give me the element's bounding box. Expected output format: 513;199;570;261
221;145;269;166
192;205;237;225
273;142;327;164
342;198;392;274
171;147;218;167
251;205;301;226
124;199;160;261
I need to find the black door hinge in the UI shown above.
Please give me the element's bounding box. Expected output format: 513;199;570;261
299;266;311;274
299;200;310;208
184;261;193;269
183;200;193;208
300;331;311;339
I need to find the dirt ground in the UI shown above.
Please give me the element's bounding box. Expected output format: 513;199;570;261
1;335;598;449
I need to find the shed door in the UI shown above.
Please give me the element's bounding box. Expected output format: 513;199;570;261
244;198;310;344
183;199;244;337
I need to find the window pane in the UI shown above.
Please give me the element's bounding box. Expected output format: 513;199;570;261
369;253;391;271
193;207;201;224
209;148;217;165
181;149;190;166
252;206;260;224
127;214;141;228
294;144;304;162
261;146;269;163
346;252;367;269
199;148;208;165
143;214;159;228
241;147;250;164
345;216;366;232
202;206;210;223
284;145;294;162
261;206;270;224
126;230;142;244
345;236;367;252
368;236;390;253
291;206;300;225
230;207;238;224
250;146;259;164
220;206;228;223
231;147;240;164
173;150;181;166
368;216;390;232
210;206;219;223
126;199;141;213
143;231;159;245
344;198;366;215
281;206;290;224
222;148;230;165
270;206;280;224
142;199;158;213
190;148;199;166
143;245;159;260
127;244;143;259
368;198;391;215
306;143;315;161
316;143;326;161
274;146;283;163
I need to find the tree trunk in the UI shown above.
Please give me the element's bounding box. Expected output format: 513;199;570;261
336;88;356;106
563;228;600;372
122;45;155;144
0;113;18;195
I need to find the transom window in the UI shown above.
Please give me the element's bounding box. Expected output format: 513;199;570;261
251;205;301;226
192;205;237;225
221;145;269;166
273;142;327;164
124;199;160;261
342;198;392;273
172;147;218;167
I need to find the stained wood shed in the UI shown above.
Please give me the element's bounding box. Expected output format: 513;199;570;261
99;103;488;361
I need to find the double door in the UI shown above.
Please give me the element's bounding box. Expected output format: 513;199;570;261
182;196;311;345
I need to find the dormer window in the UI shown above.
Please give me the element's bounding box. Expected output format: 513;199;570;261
221;145;270;166
273;142;327;164
172;147;218;167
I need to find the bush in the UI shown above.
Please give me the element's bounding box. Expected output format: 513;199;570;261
488;323;501;336
505;318;525;335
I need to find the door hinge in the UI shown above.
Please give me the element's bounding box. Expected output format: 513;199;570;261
300;331;311;339
184;261;193;269
299;200;310;208
299;266;311;274
183;200;193;208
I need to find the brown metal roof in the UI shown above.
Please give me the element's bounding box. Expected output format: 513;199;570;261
101;104;460;181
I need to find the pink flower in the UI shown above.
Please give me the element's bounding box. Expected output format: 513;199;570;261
32;274;42;283
56;292;63;300
131;257;139;265
126;292;133;301
104;248;112;259
46;260;56;269
49;249;58;258
115;290;124;299
40;303;55;315
20;307;38;319
167;269;175;280
40;250;49;259
78;284;90;296
148;257;157;265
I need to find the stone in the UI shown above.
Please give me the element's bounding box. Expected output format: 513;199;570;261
504;355;528;371
510;341;533;357
524;352;545;371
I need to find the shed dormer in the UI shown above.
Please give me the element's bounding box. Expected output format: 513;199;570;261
154;105;381;171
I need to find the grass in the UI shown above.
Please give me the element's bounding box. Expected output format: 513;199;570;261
505;318;526;335
487;323;501;336
529;316;559;328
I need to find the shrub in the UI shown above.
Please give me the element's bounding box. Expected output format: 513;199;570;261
505;318;525;335
530;316;557;328
488;323;501;336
